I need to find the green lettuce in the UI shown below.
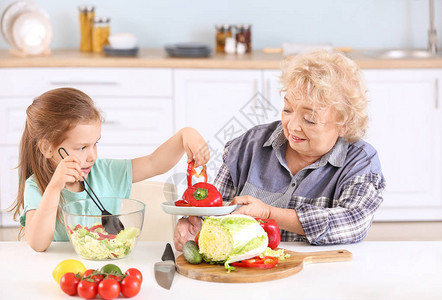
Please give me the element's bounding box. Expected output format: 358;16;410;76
198;214;268;271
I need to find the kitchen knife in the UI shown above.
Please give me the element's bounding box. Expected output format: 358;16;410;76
154;243;176;290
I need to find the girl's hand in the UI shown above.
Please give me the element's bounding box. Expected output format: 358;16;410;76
49;155;83;191
182;127;210;167
231;195;272;219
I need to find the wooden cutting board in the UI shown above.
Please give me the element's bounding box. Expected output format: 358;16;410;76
176;248;352;283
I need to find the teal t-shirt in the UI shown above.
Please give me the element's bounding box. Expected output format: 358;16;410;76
20;158;133;241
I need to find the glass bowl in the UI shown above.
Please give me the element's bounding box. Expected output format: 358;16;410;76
62;198;145;260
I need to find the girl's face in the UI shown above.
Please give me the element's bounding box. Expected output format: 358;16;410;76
281;92;344;162
52;120;101;180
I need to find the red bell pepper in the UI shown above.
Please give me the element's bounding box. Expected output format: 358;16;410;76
255;218;281;249
231;256;279;269
175;161;223;207
182;182;223;207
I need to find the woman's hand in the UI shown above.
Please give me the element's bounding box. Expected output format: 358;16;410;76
231;195;272;219
182;127;210;167
48;155;83;191
174;216;203;251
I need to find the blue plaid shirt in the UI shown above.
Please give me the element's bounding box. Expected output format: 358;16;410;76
214;121;385;245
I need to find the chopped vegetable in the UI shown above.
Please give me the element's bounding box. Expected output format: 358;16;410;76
231;256;279;269
198;214;269;272
68;223;139;260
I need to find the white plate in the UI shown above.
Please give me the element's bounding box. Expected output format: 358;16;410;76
1;1;44;48
160;201;240;216
12;11;52;55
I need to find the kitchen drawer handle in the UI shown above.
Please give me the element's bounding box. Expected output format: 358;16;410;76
103;120;120;126
435;78;439;110
49;81;118;86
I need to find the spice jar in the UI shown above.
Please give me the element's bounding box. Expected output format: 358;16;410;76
215;24;232;53
236;24;252;53
92;17;110;53
78;6;95;52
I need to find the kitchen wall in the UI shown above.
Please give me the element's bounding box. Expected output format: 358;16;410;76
0;0;441;50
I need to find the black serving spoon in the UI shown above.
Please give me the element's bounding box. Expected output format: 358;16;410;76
58;147;125;235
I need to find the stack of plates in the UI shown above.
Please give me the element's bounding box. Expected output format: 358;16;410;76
1;1;53;56
165;43;211;58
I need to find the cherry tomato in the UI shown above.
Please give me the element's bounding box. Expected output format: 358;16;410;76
106;274;122;282
125;268;143;284
59;272;80;296
98;278;121;300
120;275;141;298
83;269;104;283
77;280;98;299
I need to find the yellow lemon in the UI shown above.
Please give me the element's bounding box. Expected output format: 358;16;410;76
52;259;86;284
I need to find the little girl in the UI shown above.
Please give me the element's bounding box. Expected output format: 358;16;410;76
9;87;209;252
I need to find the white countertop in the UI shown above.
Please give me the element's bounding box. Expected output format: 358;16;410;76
1;241;441;300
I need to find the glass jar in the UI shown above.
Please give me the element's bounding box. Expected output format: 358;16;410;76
78;6;95;52
236;24;252;53
215;24;232;53
92;17;111;53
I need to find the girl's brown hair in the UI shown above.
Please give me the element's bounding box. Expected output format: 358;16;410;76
9;88;102;239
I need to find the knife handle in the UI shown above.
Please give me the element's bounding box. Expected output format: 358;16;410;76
162;243;176;263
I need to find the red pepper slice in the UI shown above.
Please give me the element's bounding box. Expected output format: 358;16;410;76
187;160;208;186
231;256;279;269
175;200;191;206
97;232;117;240
89;224;104;231
255;218;281;249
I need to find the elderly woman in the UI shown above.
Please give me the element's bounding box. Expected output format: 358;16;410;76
174;51;385;251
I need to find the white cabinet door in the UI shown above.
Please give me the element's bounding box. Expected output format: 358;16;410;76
363;70;442;221
263;69;284;116
0;146;19;226
0;68;174;226
174;69;282;190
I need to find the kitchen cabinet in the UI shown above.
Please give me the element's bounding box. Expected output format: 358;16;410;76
1;66;441;225
363;69;442;221
0;68;174;225
264;68;442;221
174;69;280;192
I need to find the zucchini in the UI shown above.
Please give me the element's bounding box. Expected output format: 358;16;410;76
183;240;202;264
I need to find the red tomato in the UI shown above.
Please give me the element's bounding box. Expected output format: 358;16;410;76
59;272;80;296
83;269;104;283
106;274;122;282
98;278;121;300
125;268;143;284
120;275;141;298
77;280;98;299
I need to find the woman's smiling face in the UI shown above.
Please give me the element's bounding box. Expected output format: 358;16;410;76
281;90;344;162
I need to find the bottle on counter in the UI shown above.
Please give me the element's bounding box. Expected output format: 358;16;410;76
92;17;110;53
215;24;232;53
78;6;95;52
236;24;252;53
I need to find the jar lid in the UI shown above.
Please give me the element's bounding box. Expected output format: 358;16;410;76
94;17;111;24
78;6;95;12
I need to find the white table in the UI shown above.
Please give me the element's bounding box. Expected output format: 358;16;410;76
0;241;441;299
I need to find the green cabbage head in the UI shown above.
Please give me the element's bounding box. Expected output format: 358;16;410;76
198;214;268;271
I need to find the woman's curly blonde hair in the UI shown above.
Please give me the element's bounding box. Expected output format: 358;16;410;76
280;50;369;142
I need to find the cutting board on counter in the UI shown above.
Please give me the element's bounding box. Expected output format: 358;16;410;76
176;248;352;283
